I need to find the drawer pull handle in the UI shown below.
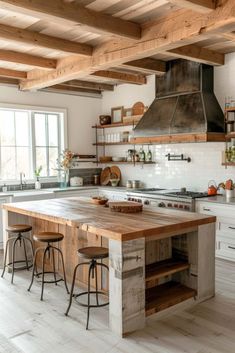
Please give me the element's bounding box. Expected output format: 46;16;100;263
228;246;235;250
229;226;235;230
203;208;211;211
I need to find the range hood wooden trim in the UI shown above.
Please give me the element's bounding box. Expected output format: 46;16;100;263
131;133;225;145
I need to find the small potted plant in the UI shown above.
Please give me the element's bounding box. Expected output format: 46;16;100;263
35;166;42;190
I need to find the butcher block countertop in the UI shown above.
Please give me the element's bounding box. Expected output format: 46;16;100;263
2;197;216;241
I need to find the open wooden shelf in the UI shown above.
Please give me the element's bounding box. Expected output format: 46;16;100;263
225;107;235;112
145;259;190;289
145;281;196;317
92;115;142;129
93;142;132;146
225;132;235;140
222;162;235;166
94;161;156;165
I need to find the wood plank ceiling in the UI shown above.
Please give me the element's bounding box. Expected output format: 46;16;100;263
0;0;233;95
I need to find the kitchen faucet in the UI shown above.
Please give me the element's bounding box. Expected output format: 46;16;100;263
19;172;26;190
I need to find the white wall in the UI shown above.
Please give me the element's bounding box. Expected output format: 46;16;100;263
100;58;235;191
0;85;101;154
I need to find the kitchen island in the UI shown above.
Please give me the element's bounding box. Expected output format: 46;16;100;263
2;197;216;337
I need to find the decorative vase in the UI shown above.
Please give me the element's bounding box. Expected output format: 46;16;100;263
58;169;69;188
35;178;41;190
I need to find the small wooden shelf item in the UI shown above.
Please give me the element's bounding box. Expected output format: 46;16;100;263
145;281;196;316
145;259;190;289
93;142;132;146
92;115;142;129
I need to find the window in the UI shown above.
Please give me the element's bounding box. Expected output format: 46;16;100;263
0;106;66;181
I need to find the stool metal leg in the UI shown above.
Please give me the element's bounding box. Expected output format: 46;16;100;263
51;245;69;294
41;246;49;301
65;263;83;316
11;236;19;284
86;262;93;330
28;246;41;292
52;248;57;286
95;262;99;306
22;238;29;270
1;238;11;278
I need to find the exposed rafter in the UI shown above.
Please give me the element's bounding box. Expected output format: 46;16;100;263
20;0;235;90
63;80;114;91
48;84;102;95
0;49;57;69
0;23;92;56
0;0;141;39
121;58;166;75
0;68;26;79
167;44;224;65
169;0;216;13
91;71;146;85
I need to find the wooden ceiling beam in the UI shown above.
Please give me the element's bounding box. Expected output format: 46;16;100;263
63;80;114;91
121;58;166;75
0;76;19;85
220;32;235;41
0;0;141;40
167;44;224;65
0;68;26;79
169;0;216;13
91;70;146;85
0;49;57;69
20;0;235;90
0;23;92;56
48;84;102;95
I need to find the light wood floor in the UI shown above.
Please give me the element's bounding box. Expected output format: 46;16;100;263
0;250;234;353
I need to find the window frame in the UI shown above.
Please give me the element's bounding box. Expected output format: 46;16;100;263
0;103;68;184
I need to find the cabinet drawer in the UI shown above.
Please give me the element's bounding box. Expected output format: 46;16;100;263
196;202;235;218
216;239;235;260
218;220;235;237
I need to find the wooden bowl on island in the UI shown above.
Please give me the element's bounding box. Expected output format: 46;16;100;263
91;197;108;205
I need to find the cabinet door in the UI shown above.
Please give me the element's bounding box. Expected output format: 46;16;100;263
0;198;9;248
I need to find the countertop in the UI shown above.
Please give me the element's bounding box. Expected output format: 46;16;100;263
195;195;235;206
0;185;127;198
2;197;216;241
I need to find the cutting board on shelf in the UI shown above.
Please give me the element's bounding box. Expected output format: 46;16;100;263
100;167;111;185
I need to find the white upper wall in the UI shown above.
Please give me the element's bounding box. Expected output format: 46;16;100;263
0;85;101;154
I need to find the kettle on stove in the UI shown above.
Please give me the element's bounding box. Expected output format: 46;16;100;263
207;180;217;196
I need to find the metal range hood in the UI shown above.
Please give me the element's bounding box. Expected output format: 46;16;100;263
133;60;225;144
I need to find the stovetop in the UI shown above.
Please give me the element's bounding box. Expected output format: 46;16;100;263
128;188;209;199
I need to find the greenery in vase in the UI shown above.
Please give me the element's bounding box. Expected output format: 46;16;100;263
34;166;42;181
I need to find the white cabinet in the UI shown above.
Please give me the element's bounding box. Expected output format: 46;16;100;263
196;201;235;261
55;188;98;199
0;197;11;249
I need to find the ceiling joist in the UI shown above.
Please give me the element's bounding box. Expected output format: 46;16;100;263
0;49;57;69
91;70;147;85
0;23;92;56
170;0;216;13
0;67;26;79
62;80;114;91
0;0;141;40
167;44;224;65
121;58;166;75
20;0;235;91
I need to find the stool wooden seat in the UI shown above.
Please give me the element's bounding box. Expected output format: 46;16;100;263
33;232;64;243
28;231;68;300
65;246;109;329
1;224;34;284
6;224;32;233
78;247;108;260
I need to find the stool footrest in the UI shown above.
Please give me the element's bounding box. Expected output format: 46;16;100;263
74;291;109;308
4;260;33;271
34;271;65;284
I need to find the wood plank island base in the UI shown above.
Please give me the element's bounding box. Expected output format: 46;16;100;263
2;197;216;337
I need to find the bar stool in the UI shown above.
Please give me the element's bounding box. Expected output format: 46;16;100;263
65;246;109;330
28;231;69;301
1;224;34;284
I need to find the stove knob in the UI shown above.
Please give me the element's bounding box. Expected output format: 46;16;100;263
158;202;166;208
174;204;178;208
144;200;150;205
138;199;142;204
179;205;183;209
167;203;172;207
